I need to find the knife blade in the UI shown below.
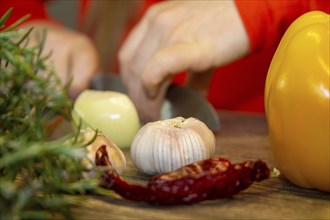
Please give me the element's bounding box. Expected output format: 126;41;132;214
90;74;220;132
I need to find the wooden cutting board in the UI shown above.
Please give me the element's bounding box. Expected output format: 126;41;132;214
71;111;330;220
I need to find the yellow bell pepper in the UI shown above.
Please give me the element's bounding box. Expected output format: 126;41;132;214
265;11;329;192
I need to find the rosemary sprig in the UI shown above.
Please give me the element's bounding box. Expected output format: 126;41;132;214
0;8;99;220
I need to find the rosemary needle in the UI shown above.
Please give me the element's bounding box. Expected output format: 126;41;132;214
0;8;99;220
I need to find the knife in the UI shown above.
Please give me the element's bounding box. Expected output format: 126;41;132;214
90;74;220;132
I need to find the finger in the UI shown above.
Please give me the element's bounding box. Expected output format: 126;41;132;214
132;79;169;123
42;29;71;85
119;1;178;83
49;48;71;85
141;81;169;123
141;42;211;98
69;44;99;98
127;4;189;72
186;69;214;96
125;23;162;78
119;17;148;83
125;70;170;123
119;0;177;60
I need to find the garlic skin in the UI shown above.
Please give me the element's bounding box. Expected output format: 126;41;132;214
82;128;126;174
130;117;216;175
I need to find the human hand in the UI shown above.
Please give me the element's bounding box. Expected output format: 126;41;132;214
119;0;249;122
21;21;99;98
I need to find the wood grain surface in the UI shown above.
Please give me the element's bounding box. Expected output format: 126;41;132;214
71;111;330;220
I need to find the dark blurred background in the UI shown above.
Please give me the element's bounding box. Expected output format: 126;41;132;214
48;0;78;29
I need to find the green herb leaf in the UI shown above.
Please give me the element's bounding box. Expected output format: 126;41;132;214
0;8;101;220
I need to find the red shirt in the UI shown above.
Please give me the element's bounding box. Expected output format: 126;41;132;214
1;0;329;113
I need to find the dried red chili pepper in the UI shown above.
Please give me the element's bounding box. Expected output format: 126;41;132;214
95;145;270;205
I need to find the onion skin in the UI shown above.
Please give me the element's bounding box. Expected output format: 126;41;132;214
73;90;140;149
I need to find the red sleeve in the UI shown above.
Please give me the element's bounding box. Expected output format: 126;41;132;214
235;0;330;52
0;0;49;28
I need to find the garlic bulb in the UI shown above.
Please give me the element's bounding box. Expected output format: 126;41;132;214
130;117;216;175
81;128;126;174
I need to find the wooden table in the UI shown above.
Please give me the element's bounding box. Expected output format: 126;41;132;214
72;111;330;219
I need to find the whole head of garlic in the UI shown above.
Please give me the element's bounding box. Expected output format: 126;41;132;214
81;128;126;174
130;117;216;175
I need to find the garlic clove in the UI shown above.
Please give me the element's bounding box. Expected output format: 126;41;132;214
130;117;216;175
81;128;126;174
